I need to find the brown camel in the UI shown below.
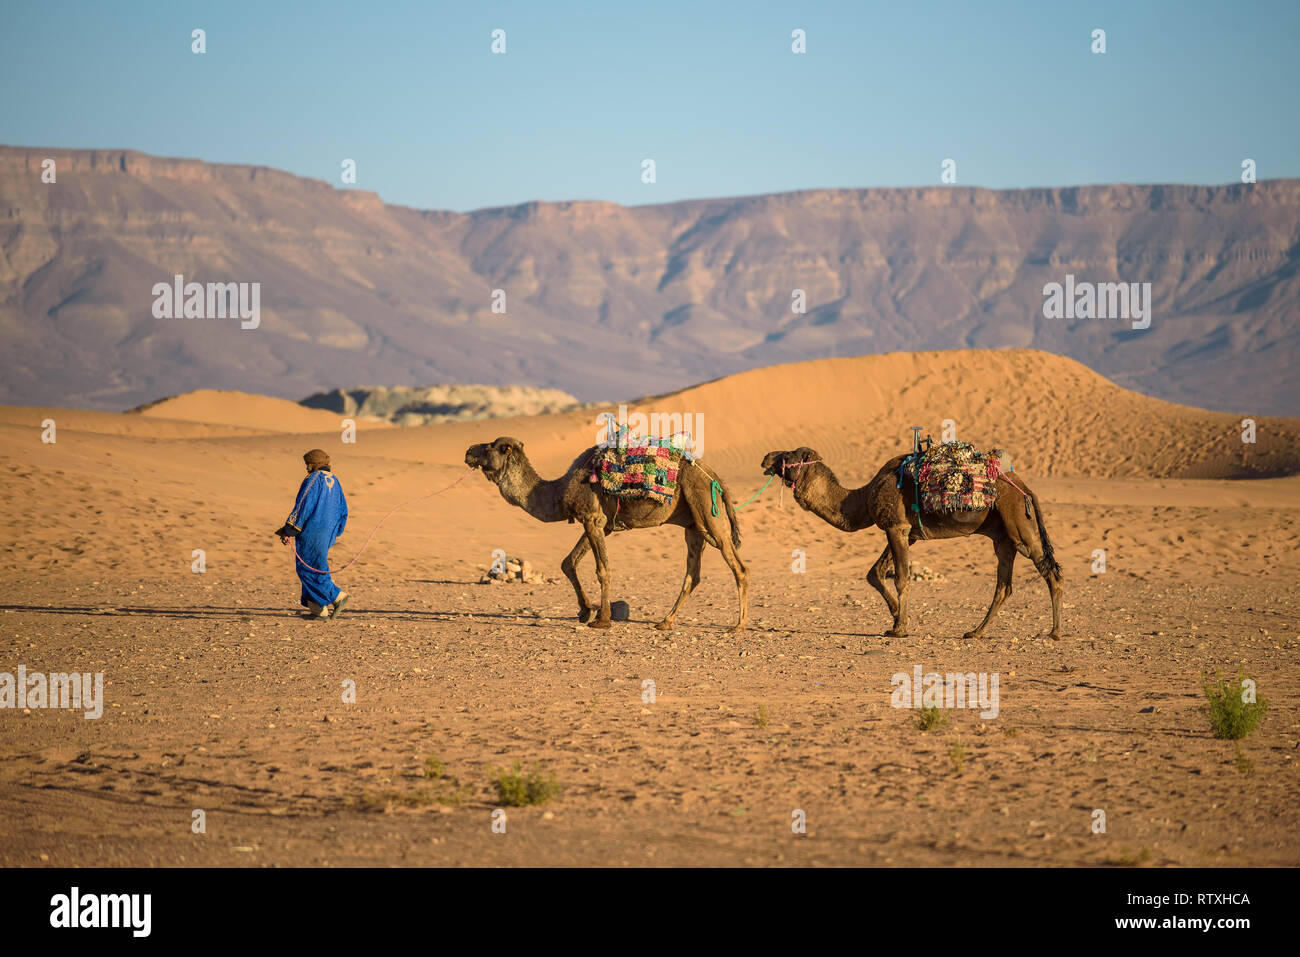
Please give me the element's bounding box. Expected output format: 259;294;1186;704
465;437;748;631
760;447;1063;639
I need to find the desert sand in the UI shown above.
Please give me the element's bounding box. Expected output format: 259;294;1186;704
1;349;1297;866
130;390;394;434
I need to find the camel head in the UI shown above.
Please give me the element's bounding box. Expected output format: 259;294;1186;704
761;447;821;489
465;436;525;482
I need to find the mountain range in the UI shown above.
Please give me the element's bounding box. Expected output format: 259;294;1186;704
2;146;1296;413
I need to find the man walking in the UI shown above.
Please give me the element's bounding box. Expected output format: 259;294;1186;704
275;449;350;619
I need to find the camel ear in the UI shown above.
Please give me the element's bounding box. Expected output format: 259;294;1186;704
794;446;816;463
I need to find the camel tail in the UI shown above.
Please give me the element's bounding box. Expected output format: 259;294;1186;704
1029;489;1062;579
720;480;742;550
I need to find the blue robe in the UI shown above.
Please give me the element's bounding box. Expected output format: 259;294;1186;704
284;470;348;607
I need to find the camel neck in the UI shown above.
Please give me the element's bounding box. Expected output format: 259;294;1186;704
497;456;568;523
795;463;856;532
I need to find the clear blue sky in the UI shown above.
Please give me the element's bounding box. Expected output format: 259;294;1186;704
2;0;1297;211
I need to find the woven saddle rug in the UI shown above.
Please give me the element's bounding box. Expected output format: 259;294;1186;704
906;441;1009;515
595;437;688;507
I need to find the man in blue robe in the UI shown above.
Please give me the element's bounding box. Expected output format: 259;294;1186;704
275;449;349;618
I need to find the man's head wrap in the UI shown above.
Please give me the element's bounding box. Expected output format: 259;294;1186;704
304;449;331;472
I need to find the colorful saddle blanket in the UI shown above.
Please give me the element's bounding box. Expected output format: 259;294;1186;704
595;437;687;507
899;441;1008;515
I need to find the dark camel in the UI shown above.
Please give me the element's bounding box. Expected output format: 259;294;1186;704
465;437;748;631
760;447;1063;639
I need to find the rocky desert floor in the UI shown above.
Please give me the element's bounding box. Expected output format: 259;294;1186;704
1;352;1297;867
0;563;1296;867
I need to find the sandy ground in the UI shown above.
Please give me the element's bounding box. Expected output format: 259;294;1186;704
1;351;1297;866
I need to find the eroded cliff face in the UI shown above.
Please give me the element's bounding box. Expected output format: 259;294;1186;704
298;384;581;426
2;145;1296;412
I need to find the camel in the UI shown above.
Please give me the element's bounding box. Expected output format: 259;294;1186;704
465;437;748;631
760;446;1063;639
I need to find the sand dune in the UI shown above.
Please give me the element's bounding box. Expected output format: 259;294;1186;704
0;404;269;439
0;393;380;439
131;389;393;434
352;349;1300;483
6;347;1298;476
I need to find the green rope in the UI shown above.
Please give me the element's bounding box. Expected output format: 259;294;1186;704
911;462;926;537
736;473;775;509
710;473;775;516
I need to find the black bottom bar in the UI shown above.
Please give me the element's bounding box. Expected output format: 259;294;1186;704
0;866;1278;943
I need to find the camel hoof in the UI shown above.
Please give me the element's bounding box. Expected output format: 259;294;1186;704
884;627;907;638
1048;631;1062;641
587;618;613;629
654;620;674;631
577;608;593;623
962;630;982;640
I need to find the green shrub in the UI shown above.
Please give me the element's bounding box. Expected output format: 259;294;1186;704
1203;672;1267;740
949;738;967;775
917;706;948;732
492;762;560;806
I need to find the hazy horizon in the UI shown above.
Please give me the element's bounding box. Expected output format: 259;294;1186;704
5;141;1292;217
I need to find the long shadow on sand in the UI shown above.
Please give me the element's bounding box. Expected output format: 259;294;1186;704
0;602;882;637
0;603;457;623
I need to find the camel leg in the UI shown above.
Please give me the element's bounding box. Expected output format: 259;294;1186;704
715;532;749;633
692;482;748;632
865;544;899;621
883;525;911;637
965;536;1016;639
584;520;613;629
656;528;704;630
1026;542;1063;640
561;535;594;623
1010;504;1064;640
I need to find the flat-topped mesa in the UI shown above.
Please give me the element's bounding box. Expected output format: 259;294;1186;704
299;384;581;426
2;144;1297;414
0;146;324;191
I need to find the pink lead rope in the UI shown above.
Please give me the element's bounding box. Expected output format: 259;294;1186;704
995;464;1031;500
